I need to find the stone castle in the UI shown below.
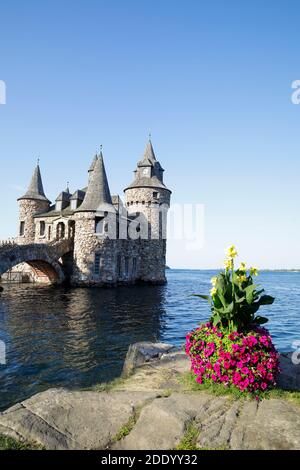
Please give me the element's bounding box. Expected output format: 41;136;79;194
15;140;171;286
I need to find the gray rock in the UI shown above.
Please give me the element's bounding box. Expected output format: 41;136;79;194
113;393;214;450
1;344;300;451
230;399;300;450
0;388;158;450
122;342;176;377
277;352;300;391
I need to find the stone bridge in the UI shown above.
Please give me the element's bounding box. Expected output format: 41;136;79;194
0;239;74;284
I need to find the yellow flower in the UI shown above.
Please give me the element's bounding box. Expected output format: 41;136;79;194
238;262;247;272
210;287;217;297
250;267;259;276
225;244;238;259
211;276;217;286
224;258;233;271
238;274;247;283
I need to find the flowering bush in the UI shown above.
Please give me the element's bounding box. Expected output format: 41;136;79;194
186;323;280;395
187;245;280;395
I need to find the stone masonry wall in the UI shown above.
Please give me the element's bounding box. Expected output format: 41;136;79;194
72;212;144;286
125;187;170;283
18;200;50;245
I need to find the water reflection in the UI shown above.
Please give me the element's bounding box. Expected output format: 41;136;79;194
0;283;167;410
0;270;299;410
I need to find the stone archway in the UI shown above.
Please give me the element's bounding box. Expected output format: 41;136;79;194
0;241;73;285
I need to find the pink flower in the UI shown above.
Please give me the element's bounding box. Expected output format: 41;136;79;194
186;322;279;395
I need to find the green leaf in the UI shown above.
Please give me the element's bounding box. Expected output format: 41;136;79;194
245;285;257;304
259;295;275;305
192;294;211;302
235;295;246;304
218;302;234;315
212;314;221;326
254;315;269;325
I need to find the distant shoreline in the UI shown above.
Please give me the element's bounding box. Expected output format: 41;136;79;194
166;268;300;272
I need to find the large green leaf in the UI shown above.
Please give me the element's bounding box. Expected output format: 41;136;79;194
254;315;269;325
212;313;221;326
259;295;275;305
192;294;210;302
217;302;234;315
245;284;257;304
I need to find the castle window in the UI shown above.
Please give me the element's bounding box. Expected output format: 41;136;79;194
19;221;25;236
40;221;46;237
125;257;129;277
117;255;122;278
94;253;101;276
48;226;51;240
56;201;63;212
71;199;78;211
95;217;104;234
153;192;159;199
56;222;65;240
132;258;137;277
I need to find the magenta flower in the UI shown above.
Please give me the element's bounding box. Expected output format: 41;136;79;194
186;323;279;396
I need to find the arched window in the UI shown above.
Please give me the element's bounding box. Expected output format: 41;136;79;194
94;252;101;276
95;217;104;234
117;255;122;278
40;221;46;237
19;221;25;236
56;222;65;240
132;258;137;277
68;220;75;239
125;257;129;277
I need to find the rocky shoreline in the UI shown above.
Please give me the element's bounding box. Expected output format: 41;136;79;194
0;343;300;450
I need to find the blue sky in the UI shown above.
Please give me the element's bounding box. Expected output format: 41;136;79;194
0;0;299;269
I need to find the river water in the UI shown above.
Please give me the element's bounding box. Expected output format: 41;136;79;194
0;270;299;410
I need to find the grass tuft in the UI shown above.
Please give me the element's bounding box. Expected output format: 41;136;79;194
112;416;137;443
0;434;43;450
176;424;200;450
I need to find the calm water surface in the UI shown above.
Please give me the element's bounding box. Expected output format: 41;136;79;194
0;270;299;409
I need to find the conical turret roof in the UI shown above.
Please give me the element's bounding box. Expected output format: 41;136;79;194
89;154;98;172
125;140;171;193
76;153;115;213
138;139;157;167
18;164;50;203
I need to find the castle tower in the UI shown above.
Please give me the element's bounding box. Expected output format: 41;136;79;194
17;164;51;244
124;139;171;283
72;152;117;285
